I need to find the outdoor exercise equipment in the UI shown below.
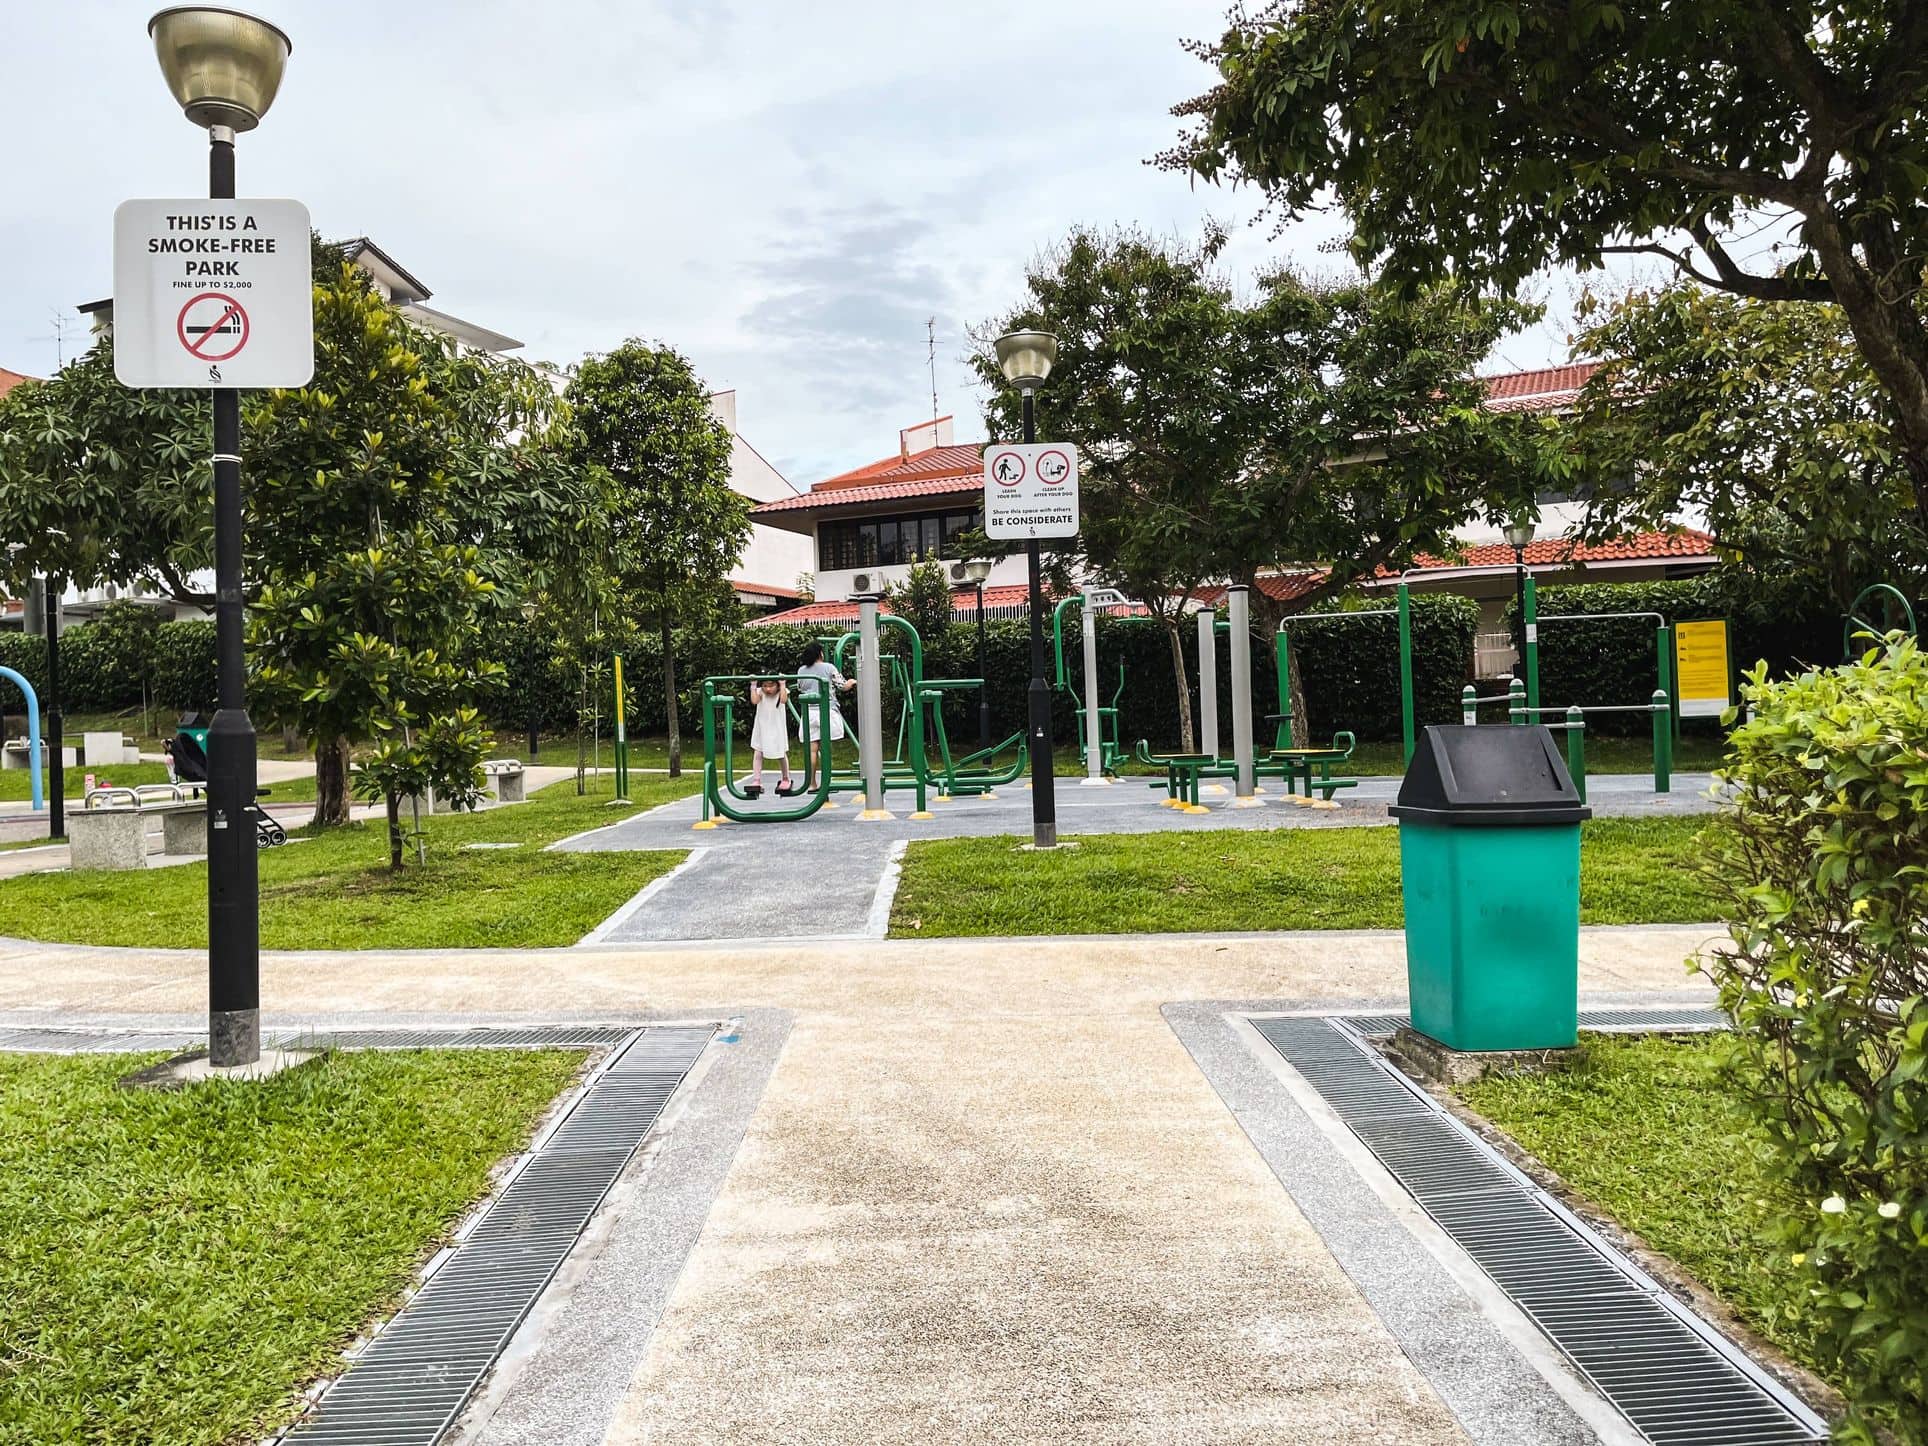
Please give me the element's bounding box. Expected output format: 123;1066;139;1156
1196;609;1222;762
1052;588;1150;781
1227;584;1260;805
0;666;44;814
1516;575;1673;794
1843;581;1918;660
1274;582;1417;765
693;608;1024;828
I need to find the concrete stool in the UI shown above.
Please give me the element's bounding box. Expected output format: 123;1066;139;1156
82;731;126;768
68;809;147;871
161;804;208;856
486;765;526;803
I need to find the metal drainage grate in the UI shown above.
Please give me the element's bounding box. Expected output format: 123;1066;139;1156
1334;1006;1729;1040
1252;1016;1827;1445
281;1025;714;1446
0;1027;201;1053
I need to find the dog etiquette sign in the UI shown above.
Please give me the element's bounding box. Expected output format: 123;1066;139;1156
112;199;314;389
983;442;1080;539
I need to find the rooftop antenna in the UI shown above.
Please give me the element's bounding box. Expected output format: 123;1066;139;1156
32;310;82;369
926;317;939;422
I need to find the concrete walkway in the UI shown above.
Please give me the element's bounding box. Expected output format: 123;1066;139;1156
557;773;1720;944
0;926;1717;1444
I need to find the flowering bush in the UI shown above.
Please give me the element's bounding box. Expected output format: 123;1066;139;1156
1702;634;1928;1442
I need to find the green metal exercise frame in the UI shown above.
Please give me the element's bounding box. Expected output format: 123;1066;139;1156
1274;582;1417;765
1519;574;1674;792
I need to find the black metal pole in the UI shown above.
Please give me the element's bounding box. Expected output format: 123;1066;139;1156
976;579;990;751
206;126;260;1068
527;633;540;761
1022;390;1056;848
45;576;63;839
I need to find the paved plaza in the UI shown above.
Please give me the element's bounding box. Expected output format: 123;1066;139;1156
1;924;1724;1444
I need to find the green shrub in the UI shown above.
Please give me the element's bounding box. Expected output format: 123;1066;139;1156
1701;634;1928;1442
150;620;217;715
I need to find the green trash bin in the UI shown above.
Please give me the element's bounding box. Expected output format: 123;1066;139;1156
1389;725;1591;1052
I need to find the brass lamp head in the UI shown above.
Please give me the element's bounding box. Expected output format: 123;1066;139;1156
994;330;1058;390
148;7;292;131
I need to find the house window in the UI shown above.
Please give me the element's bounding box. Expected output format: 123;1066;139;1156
819;509;981;571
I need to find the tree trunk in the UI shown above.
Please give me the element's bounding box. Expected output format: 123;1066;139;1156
1287;651;1310;751
1166;617;1195;753
385;792;403;872
311;734;352;828
662;618;681;777
575;665;588;795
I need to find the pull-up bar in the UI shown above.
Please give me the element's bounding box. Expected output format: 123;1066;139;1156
1275;582;1416;765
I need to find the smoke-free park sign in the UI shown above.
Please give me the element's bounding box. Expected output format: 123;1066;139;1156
112;199;314;389
983;442;1080;539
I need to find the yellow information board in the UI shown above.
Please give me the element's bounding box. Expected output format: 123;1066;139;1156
1675;619;1732;718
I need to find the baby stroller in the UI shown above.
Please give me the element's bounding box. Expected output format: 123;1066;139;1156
173;714;287;848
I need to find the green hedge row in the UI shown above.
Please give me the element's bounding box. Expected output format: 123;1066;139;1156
506;592;1479;750
1513;576;1846;735
0;610;218;723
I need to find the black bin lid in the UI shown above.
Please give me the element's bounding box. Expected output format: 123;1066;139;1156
1390;725;1591;827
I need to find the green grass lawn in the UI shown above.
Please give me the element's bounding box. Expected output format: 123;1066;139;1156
0;775;692;950
889;816;1719;936
0;761;172;803
0;1047;583;1444
1461;1034;1832;1391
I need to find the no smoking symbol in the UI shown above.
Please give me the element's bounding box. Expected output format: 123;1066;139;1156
1037;449;1071;485
177;292;250;363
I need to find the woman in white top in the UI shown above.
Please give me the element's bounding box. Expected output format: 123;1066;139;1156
794;641;856;780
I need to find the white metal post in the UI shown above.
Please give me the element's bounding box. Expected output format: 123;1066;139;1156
1196;609;1219;759
1081;596;1107;783
855;596;891;819
1228;585;1260;805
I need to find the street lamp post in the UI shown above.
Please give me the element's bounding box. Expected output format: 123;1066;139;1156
993;330;1059;849
961;557;995;750
1504;516;1537;684
148;6;292;1068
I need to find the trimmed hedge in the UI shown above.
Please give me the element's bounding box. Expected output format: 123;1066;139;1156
1516;576;1844;735
0;613;217;729
483;593;1479;749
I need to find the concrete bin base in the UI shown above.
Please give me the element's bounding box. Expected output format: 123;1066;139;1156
162;804;208;856
68;809;147;871
489;769;526;803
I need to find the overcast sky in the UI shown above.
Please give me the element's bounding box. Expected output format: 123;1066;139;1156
2;1;1592;486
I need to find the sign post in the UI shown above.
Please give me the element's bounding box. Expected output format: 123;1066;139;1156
985;434;1080;847
113;187;313;1067
1673;619;1733;720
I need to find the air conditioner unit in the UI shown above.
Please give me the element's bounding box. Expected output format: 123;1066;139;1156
851;572;876;594
947;562;971;585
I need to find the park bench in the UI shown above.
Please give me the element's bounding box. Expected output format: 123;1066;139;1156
1268;731;1360;804
67;784;207;870
2;738;76;770
483;759;526;803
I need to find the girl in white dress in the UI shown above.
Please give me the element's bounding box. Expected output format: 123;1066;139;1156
747;677;793;796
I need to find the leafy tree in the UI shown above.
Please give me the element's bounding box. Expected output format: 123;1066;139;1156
0;337;210;601
1170;0;1928;529
886;558;955;642
565;342;746;776
354;708;491;870
247;262;581;836
974;228;1548;741
1571;282;1924;606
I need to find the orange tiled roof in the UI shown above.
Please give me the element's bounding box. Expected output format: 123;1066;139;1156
1480;362;1600;413
748;584;1045;629
1408;528;1715;571
752;471;981;515
0;366;37;400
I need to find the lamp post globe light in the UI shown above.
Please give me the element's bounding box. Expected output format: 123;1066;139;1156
148;6;292;1069
993;329;1059;848
961;557;996;750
